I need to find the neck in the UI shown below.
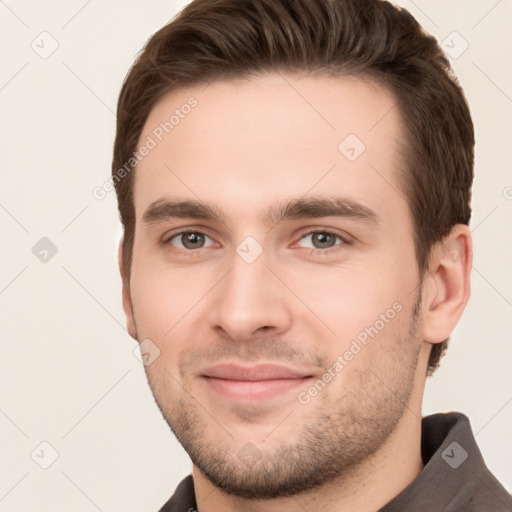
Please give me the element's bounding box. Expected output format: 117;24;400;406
192;408;425;512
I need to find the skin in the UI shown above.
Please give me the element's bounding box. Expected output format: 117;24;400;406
119;72;472;512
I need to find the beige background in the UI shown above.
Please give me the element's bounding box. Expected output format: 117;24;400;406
0;0;511;510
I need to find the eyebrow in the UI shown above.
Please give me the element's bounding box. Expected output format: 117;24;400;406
142;195;379;227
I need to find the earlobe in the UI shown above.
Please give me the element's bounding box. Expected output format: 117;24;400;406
118;238;138;341
421;225;472;344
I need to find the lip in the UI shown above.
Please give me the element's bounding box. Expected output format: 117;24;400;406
202;363;313;380
200;363;314;402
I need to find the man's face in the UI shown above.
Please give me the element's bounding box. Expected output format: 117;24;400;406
125;73;427;498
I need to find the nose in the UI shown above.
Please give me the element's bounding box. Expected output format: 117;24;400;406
207;244;293;343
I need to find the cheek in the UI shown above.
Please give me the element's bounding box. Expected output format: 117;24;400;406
290;263;407;341
129;259;201;345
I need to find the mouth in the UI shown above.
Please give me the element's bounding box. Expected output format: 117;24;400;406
200;363;315;402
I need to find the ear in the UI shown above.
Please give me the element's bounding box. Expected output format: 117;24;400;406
118;237;138;341
421;224;472;344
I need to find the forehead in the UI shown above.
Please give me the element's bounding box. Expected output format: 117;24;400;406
133;72;408;229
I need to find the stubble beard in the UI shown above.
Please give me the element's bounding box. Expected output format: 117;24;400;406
142;297;423;499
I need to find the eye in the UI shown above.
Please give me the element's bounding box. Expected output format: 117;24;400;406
165;230;216;251
162;228;349;255
296;230;348;251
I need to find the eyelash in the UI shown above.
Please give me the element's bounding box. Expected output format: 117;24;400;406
163;227;351;257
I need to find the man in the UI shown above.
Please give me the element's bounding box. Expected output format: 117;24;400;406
111;0;512;510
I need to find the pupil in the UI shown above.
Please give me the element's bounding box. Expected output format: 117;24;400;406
314;233;334;248
184;233;204;249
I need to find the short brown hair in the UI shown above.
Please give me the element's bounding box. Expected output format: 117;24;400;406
112;0;474;375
